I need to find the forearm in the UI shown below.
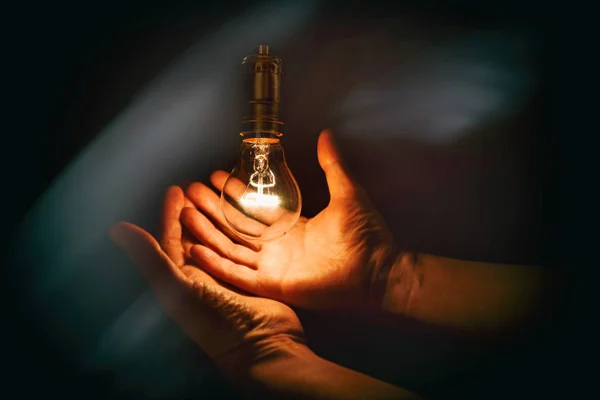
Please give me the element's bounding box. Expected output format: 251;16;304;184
240;338;420;399
380;251;556;333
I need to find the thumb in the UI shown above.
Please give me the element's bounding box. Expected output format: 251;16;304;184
109;221;190;304
317;129;359;199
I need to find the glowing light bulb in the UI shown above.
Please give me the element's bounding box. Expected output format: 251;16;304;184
220;45;301;242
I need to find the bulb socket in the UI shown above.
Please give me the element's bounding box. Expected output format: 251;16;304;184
240;45;284;137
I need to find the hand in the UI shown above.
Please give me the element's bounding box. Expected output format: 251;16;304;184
110;186;420;399
109;186;306;377
181;130;400;311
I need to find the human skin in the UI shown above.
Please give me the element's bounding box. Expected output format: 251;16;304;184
181;130;554;334
110;186;421;399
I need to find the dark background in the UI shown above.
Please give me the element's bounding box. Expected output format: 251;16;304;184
4;0;582;399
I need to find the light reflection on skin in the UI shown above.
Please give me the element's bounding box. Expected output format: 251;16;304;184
12;1;316;395
11;3;538;395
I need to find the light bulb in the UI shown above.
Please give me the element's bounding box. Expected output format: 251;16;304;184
220;45;301;242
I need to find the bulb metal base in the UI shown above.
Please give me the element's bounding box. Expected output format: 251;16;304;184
240;45;284;136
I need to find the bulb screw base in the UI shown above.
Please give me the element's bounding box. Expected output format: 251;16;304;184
240;45;284;137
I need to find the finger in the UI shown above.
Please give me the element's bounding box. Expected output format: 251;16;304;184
109;222;193;311
317;129;359;200
110;222;250;362
181;265;219;285
161;186;186;266
191;245;267;298
184;196;195;209
186;182;265;246
182;265;253;295
181;207;259;267
210;170;232;193
182;195;199;260
221;199;272;239
182;232;195;260
214;171;247;202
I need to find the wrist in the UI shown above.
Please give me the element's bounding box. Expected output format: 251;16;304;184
368;245;419;316
245;337;322;398
246;334;420;399
216;334;314;391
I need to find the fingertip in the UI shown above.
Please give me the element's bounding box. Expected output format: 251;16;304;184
164;186;185;209
166;185;184;198
210;170;230;179
316;130;361;199
185;182;203;197
180;206;197;225
319;128;333;139
210;170;230;190
163;186;185;223
186;181;214;198
186;182;216;207
317;128;340;170
109;222;168;270
109;221;135;247
317;128;329;151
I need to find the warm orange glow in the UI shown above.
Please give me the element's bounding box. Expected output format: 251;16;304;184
240;192;280;207
242;137;281;144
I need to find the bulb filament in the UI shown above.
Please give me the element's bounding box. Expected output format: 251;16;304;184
240;144;280;208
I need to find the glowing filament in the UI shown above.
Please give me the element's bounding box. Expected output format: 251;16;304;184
240;149;280;208
240;192;280;207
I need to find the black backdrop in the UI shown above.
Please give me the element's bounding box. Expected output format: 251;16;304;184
4;1;579;399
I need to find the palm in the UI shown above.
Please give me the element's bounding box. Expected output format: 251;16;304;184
111;185;305;369
183;132;396;310
157;186;304;359
251;204;367;308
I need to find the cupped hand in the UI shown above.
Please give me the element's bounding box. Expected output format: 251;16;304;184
181;130;400;311
109;186;306;376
